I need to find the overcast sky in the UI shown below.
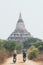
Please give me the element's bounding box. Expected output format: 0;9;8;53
0;0;43;40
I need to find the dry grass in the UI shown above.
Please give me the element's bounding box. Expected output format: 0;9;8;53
37;61;43;65
0;50;10;64
33;52;43;61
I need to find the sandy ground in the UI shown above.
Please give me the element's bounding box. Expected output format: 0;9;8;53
1;54;43;65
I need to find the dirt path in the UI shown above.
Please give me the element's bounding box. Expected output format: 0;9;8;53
2;54;40;65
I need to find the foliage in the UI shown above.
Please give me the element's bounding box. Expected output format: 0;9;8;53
0;38;43;63
0;39;23;63
33;41;43;51
23;38;41;49
3;41;16;51
28;46;39;60
15;42;23;53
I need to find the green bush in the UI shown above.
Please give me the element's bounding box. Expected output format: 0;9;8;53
23;38;41;49
28;46;39;60
38;45;43;51
3;41;16;51
0;39;24;64
33;41;43;51
16;42;23;53
3;41;23;53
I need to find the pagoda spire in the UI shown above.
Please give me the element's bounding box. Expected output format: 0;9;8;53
17;12;23;23
19;12;22;19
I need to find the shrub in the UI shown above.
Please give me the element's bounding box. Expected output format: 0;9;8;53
38;45;43;51
23;38;41;49
15;42;23;54
28;46;39;60
3;41;16;52
33;41;43;51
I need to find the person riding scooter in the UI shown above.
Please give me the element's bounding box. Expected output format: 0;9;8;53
22;49;27;62
13;50;17;63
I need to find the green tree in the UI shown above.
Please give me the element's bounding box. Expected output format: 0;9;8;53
15;42;23;53
23;38;41;49
33;41;43;51
3;41;16;51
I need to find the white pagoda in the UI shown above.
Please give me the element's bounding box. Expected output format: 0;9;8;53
8;13;32;42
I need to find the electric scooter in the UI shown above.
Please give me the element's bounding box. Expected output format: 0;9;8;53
13;57;16;63
23;53;26;62
23;56;26;62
